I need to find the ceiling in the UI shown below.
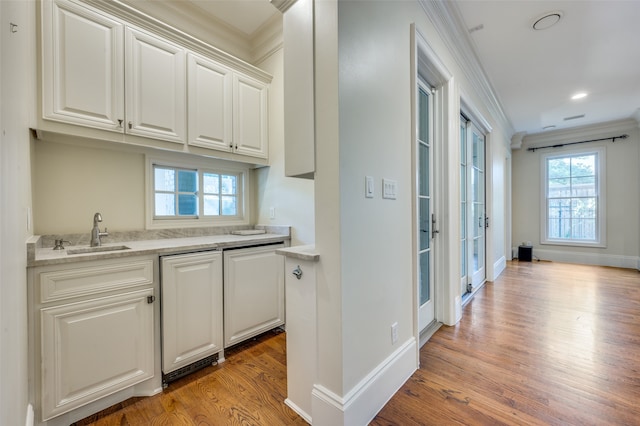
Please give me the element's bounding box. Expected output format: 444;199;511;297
454;0;640;136
132;0;640;137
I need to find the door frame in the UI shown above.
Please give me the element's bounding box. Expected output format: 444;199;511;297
411;26;454;352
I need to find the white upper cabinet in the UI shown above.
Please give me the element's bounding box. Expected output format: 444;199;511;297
42;0;124;130
233;74;269;159
126;28;186;144
187;53;233;152
40;0;271;162
188;54;269;159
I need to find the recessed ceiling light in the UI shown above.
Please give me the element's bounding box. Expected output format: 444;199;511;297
532;11;563;30
571;92;588;100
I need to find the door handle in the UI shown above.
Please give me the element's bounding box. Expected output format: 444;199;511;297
431;214;439;238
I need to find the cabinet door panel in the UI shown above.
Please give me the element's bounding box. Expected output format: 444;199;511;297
187;53;233;151
161;251;223;373
126;28;186;143
223;244;284;347
40;289;154;420
43;0;124;130
233;75;268;159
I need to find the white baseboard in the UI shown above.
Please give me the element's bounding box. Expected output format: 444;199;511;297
534;248;639;269
311;338;417;426
493;256;506;279
26;404;34;426
285;398;312;424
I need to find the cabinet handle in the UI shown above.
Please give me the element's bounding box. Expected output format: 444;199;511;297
147;295;155;304
292;265;303;280
117;119;123;128
128;121;132;130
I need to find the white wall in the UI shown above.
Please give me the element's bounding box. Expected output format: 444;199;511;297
310;1;512;423
1;1;35;425
253;47;315;246
512;120;640;267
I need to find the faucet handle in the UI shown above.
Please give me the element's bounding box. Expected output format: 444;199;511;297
53;239;71;250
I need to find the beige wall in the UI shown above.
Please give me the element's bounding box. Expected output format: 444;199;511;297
32;140;146;234
512;120;640;267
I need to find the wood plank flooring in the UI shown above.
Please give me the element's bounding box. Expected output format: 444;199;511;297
372;261;640;425
77;261;640;425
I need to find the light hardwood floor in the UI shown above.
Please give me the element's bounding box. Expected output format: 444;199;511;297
77;261;640;425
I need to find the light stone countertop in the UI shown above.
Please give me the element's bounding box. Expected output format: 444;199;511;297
275;244;319;262
28;231;290;267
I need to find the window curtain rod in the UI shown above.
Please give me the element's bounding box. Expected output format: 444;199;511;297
527;134;628;152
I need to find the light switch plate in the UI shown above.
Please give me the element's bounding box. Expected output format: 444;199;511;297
382;179;397;200
365;176;374;198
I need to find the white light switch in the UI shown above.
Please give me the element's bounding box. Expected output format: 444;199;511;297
382;179;397;200
365;176;374;198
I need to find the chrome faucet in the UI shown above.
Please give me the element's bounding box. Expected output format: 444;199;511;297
90;212;109;247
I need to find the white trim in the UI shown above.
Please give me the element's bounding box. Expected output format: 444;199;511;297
492;255;506;280
284;398;312;424
533;248;639;270
25;404;34;426
540;147;606;248
311;338;417;426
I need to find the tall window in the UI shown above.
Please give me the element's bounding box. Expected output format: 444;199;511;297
542;148;605;246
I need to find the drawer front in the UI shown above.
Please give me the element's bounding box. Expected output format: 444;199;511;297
39;259;154;303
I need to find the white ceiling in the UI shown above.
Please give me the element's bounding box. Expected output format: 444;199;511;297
454;0;640;136
133;0;640;137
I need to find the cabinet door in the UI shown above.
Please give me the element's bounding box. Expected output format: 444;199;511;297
223;244;284;347
233;74;269;159
187;53;233;152
40;289;154;421
42;0;124;131
125;27;186;144
161;251;223;374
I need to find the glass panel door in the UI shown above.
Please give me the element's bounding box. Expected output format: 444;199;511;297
460;117;486;295
417;82;434;332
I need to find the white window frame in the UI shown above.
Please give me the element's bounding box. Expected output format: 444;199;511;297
145;154;250;229
540;146;606;247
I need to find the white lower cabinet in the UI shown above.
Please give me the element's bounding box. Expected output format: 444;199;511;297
30;257;156;422
160;251;223;374
223;244;285;347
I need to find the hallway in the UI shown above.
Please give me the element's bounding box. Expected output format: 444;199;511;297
372;261;640;425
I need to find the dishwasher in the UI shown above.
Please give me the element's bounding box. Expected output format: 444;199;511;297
160;249;224;386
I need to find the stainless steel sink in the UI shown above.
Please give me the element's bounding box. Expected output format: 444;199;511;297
67;245;131;255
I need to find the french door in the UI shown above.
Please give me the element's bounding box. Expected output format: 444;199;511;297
417;81;435;332
461;115;486;295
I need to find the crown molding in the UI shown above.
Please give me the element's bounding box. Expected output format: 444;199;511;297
251;13;284;65
510;132;526;150
418;0;514;146
270;0;297;14
523;118;638;147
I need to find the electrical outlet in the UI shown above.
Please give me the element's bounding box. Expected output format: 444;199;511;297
391;322;398;344
269;207;275;219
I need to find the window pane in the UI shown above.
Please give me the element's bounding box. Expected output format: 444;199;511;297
419;251;430;305
155;193;175;216
548;157;570;179
203;173;219;194
571;155;595;177
572;176;595;196
178;170;197;192
419;143;429;197
548;178;570;197
573;219;595;240
154;167;175;191
572;198;596;218
178;194;197;216
549;218;570;239
221;175;236;195
204;195;219;216
418;89;428;142
221;195;237;215
419;197;429;251
548;198;570;218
